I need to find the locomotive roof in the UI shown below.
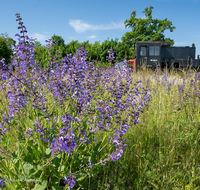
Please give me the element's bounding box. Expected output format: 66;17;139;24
135;41;171;47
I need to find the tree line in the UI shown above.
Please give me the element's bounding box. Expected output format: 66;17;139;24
0;6;175;67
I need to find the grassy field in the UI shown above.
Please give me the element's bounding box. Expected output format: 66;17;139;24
92;68;200;190
1;61;200;190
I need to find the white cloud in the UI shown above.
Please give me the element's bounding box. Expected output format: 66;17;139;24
31;33;48;41
69;19;124;33
87;35;97;39
174;42;188;46
137;15;146;19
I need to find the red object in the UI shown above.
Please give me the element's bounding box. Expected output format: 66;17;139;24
128;59;136;72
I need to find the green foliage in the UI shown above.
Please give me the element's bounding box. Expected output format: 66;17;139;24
51;34;65;47
33;41;49;68
92;41;101;62
32;37;129;68
65;40;81;55
0;33;16;64
122;6;176;51
97;38;127;65
50;34;67;63
32;6;177;68
0;32;16;50
0;37;12;64
0;95;113;189
115;41;134;61
1;7;177;68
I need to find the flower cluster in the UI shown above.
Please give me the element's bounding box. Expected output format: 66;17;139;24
106;47;115;61
64;172;76;189
50;127;76;156
0;13;152;189
0;179;5;186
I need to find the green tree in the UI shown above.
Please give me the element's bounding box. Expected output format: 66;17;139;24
92;41;101;63
115;41;128;61
50;34;67;63
122;6;176;59
99;38;120;65
0;33;16;64
51;34;65;47
0;32;16;51
65;40;81;55
99;39;112;64
0;37;13;64
33;41;49;68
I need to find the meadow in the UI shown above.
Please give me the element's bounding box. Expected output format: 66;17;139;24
1;15;200;190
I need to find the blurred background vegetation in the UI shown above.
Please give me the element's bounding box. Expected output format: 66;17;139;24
0;6;175;68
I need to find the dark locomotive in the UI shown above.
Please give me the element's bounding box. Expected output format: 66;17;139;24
128;41;200;70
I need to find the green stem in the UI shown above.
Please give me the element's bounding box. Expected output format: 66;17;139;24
0;161;15;179
58;152;65;186
27;154;55;180
34;170;45;190
17;142;27;182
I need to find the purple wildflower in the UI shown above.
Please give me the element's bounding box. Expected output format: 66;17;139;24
64;172;76;189
25;127;33;137
88;159;92;169
50;127;77;155
106;47;115;61
0;179;5;186
2;128;8;134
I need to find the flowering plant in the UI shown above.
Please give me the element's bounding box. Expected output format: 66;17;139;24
0;13;151;189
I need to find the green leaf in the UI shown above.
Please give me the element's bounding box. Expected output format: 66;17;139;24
93;141;102;155
45;148;51;155
75;170;88;182
58;165;65;172
33;146;41;160
52;156;61;168
51;178;63;190
132;150;139;158
33;180;47;190
45;148;52;159
14;159;20;172
10;151;18;162
24;155;33;164
27;146;33;154
91;165;102;177
23;163;33;176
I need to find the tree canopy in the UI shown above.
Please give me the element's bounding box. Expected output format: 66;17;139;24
51;34;65;47
0;33;16;64
122;6;176;50
1;6;176;67
0;32;16;50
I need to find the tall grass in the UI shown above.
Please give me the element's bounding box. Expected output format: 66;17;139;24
92;69;200;190
1;59;200;189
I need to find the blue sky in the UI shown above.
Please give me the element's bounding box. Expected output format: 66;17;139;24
1;0;200;58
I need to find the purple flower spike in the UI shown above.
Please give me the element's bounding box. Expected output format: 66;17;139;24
15;33;20;37
2;128;7;134
106;47;115;61
64;172;76;189
88;159;92;169
50;137;59;154
0;179;5;186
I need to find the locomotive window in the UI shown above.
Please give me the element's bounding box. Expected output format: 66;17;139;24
140;47;146;56
149;46;160;56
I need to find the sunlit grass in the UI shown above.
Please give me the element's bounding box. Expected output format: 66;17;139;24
91;68;200;189
1;66;200;189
